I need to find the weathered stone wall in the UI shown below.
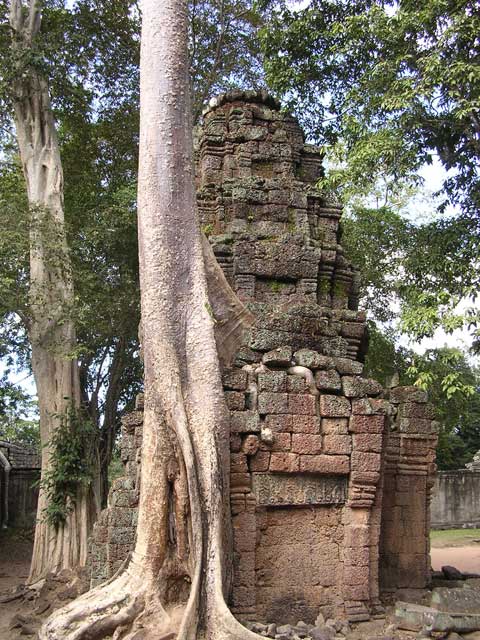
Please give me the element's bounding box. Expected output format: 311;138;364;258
430;471;480;529
88;91;439;623
224;348;388;623
88;404;142;586
0;440;40;528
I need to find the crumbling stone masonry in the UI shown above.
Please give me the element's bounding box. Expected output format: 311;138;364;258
88;91;438;624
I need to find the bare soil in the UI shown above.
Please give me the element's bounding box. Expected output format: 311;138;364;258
0;528;89;638
0;528;33;637
431;545;480;574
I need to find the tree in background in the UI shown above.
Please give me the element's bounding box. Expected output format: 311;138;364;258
0;0;271;509
6;0;96;581
260;0;480;346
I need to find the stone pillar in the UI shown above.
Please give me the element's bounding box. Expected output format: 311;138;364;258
343;399;389;621
379;386;438;594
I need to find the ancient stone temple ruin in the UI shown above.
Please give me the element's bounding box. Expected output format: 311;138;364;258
88;91;439;624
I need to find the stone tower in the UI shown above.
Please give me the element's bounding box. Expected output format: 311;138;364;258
88;91;438;626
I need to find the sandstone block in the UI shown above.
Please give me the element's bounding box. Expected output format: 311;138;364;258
291;433;323;454
231;453;248;473
342;376;383;398
269;452;300;472
344;525;370;547
342;584;370;601
233;511;256;553
291;415;321;434
398;402;436;419
349;415;385;434
343;546;370;566
260;432;291;451
258;370;287;392
351;398;392;415
315;369;341;391
262;346;293;367
341;322;366;339
230;494;246;515
250;450;270;472
288;393;317;415
351;452;381;473
287;374;309;393
230;473;251;492
299;454;349;474
321;418;349;435
344;564;370;585
258;392;289;414
225;391;246;411
323;434;352;455
390;386;428;404
319;395;350;417
230;433;242;452
398;418;436;434
231;410;260;433
332;357;363;375
264;414;292;433
223;369;248;391
352;433;383;453
294;349;334;369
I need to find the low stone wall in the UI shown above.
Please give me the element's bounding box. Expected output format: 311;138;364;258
7;469;40;527
0;440;40;528
431;471;480;529
88;406;142;586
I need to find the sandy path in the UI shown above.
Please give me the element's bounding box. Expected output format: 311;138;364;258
431;545;480;574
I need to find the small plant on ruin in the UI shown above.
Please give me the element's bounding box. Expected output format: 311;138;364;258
38;405;96;529
202;223;214;237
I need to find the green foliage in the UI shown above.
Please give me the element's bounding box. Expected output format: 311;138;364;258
40;405;96;528
363;322;411;387
260;0;480;344
342;205;412;323
202;223;214;237
405;348;480;470
108;451;123;485
0;377;39;449
0;1;273;496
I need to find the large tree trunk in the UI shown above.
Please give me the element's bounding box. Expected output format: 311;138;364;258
39;1;260;638
9;0;96;582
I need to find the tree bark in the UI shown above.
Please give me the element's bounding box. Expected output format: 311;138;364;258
9;0;96;582
39;0;260;638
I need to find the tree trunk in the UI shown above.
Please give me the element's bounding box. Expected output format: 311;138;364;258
39;0;260;638
9;0;96;582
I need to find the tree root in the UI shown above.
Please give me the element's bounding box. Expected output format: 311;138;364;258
38;564;268;640
38;571;176;640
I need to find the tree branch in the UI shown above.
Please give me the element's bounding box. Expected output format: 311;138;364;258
27;0;42;41
9;0;24;34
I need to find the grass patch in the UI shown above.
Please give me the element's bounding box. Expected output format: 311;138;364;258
430;528;480;548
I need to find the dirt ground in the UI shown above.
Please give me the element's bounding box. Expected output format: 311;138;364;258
431;545;480;573
0;529;33;637
430;528;480;573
